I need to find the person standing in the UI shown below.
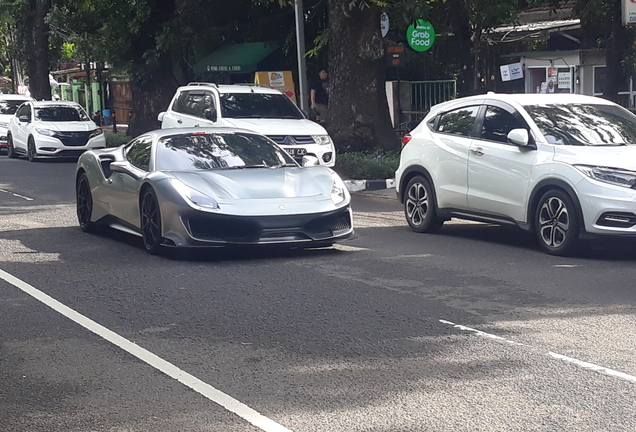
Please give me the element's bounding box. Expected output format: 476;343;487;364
310;69;329;123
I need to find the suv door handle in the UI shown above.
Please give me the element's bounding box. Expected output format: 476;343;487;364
470;147;484;156
177;119;182;124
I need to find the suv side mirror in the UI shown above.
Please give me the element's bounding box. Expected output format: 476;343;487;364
19;115;30;123
157;112;165;122
203;107;217;122
507;128;532;147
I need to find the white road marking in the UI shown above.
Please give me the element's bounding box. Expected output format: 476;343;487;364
552;264;582;268
0;188;34;201
0;268;294;432
440;319;636;384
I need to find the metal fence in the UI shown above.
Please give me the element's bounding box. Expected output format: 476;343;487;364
403;80;456;121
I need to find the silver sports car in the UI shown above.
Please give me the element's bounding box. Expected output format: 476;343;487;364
76;128;354;253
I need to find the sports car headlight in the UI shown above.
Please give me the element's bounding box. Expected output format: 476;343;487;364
89;128;104;138
35;128;58;137
170;179;220;211
0;121;8;128
312;135;333;146
575;165;636;189
330;172;347;204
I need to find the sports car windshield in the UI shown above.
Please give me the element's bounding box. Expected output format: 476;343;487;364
524;103;636;146
0;100;29;115
35;106;90;122
156;132;298;171
220;93;304;119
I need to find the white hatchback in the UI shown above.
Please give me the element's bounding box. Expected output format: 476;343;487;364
7;100;106;161
396;93;636;256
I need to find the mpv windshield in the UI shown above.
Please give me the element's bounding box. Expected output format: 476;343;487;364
220;93;304;120
157;132;298;171
35;106;90;122
524;103;636;146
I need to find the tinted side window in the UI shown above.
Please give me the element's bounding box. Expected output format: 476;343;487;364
16;104;31;120
126;136;153;171
436;106;479;137
481;106;525;143
172;91;214;118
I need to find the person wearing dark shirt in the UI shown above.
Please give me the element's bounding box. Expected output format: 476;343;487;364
310;69;329;122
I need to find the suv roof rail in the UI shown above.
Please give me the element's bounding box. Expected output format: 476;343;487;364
232;83;271;88
187;82;218;88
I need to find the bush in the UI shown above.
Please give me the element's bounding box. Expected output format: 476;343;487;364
333;151;399;180
105;132;131;148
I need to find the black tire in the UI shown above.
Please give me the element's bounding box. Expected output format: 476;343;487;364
76;173;96;232
27;137;37;162
140;188;163;254
6;134;18;159
404;175;444;233
535;189;580;256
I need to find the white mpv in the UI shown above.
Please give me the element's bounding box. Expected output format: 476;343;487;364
158;83;336;167
396;93;636;256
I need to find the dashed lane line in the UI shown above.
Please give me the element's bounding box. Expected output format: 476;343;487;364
440;319;636;384
0;268;294;432
0;188;34;201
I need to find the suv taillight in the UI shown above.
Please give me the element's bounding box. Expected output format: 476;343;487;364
401;134;412;149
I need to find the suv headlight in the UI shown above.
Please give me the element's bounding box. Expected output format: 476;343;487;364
89;128;104;138
312;135;333;146
35;128;58;137
575;165;636;188
170;179;220;211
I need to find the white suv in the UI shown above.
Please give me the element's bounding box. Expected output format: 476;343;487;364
396;93;636;256
0;94;33;153
7;100;106;161
158;83;335;166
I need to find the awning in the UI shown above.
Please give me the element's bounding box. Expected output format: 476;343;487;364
193;42;279;75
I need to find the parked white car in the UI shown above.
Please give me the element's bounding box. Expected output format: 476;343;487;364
0;94;33;153
158;83;336;167
396;93;636;256
7;100;106;161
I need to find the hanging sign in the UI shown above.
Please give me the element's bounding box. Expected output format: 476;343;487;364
380;12;389;37
406;20;435;52
623;0;636;25
500;62;523;81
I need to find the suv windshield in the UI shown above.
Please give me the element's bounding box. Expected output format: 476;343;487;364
524;103;636;146
219;93;304;119
35;106;90;122
156;132;298;171
0;100;29;115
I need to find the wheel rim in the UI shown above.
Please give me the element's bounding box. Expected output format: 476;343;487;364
77;178;92;226
538;196;569;248
406;182;429;226
141;193;160;248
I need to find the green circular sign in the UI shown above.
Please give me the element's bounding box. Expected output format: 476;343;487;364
407;20;435;52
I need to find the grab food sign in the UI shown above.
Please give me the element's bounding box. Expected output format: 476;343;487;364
407;20;435;52
623;0;636;25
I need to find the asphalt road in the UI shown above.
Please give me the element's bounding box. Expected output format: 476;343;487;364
2;155;636;431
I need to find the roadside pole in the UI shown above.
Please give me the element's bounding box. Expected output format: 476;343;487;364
294;0;309;112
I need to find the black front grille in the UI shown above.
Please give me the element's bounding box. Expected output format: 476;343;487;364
184;206;353;244
56;131;92;147
267;135;315;146
55;149;88;158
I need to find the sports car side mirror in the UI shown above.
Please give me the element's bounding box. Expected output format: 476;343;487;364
301;155;319;167
110;161;141;179
157;112;165;122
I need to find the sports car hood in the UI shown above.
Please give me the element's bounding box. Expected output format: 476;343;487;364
553;145;636;171
34;120;98;131
220;118;329;136
169;166;337;201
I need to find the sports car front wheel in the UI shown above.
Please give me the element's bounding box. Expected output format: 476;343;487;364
141;188;163;254
76;173;96;232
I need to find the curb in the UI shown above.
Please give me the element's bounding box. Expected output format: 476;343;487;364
344;178;395;192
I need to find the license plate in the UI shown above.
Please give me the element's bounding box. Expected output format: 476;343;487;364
286;148;307;157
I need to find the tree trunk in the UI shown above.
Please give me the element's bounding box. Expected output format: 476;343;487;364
327;0;399;152
128;52;179;137
25;0;51;100
603;1;627;104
